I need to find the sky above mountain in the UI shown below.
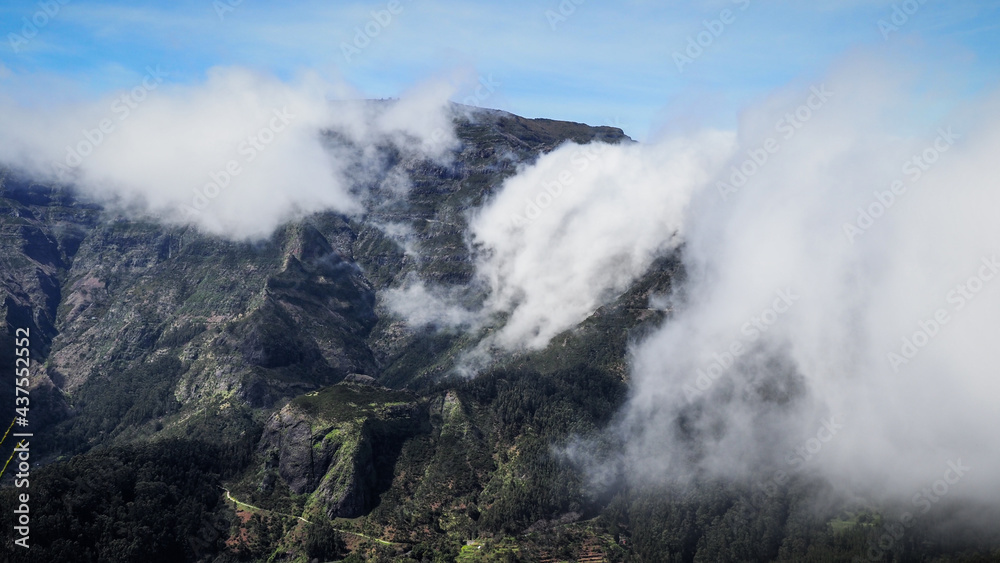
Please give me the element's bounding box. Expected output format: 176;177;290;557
1;0;999;139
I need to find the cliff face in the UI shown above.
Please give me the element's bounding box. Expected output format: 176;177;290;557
0;178;100;429
255;382;426;519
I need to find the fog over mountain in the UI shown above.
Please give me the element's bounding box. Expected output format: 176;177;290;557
468;130;733;351
384;53;1000;512
483;57;1000;516
0;67;458;238
4;1;1000;560
617;58;999;505
3;50;997;512
2;46;999;559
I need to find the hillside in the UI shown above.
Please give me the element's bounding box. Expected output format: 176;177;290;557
1;109;998;562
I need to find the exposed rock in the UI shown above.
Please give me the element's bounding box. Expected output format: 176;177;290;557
256;382;427;518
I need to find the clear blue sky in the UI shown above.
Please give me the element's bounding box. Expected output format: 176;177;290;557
1;0;998;139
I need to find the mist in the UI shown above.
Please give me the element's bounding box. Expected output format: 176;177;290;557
7;51;997;510
399;53;1000;511
467;131;734;350
0;67;458;239
580;57;1000;508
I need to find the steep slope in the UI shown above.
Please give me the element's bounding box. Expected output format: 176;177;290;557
0;109;631;445
0;110;644;563
6;108;992;563
253;381;426;520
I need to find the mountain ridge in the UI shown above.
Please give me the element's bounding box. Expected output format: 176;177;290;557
3;109;997;562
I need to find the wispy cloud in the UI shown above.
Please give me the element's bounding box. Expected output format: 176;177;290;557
0;66;459;239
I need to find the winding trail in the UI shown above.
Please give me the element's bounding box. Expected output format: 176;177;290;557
220;487;403;547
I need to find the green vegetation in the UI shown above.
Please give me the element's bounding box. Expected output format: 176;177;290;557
291;383;414;422
52;354;186;453
0;439;247;563
3;114;1000;562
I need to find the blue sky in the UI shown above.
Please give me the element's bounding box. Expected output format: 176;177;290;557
1;0;998;139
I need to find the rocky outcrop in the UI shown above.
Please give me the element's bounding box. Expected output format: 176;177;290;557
256;382;427;518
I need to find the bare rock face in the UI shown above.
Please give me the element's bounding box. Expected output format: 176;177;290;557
270;408;318;493
257;382;427;518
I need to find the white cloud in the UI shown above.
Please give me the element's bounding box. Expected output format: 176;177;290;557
383;278;481;329
592;58;1000;506
468;131;735;350
0;66;458;239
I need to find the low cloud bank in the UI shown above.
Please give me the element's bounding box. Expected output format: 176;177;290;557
467;132;734;350
579;58;1000;509
381;54;1000;512
0;67;458;238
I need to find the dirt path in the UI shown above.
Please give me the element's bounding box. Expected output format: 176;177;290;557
220;487;402;547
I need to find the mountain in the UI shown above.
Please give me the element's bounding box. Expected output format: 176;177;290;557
1;109;997;562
